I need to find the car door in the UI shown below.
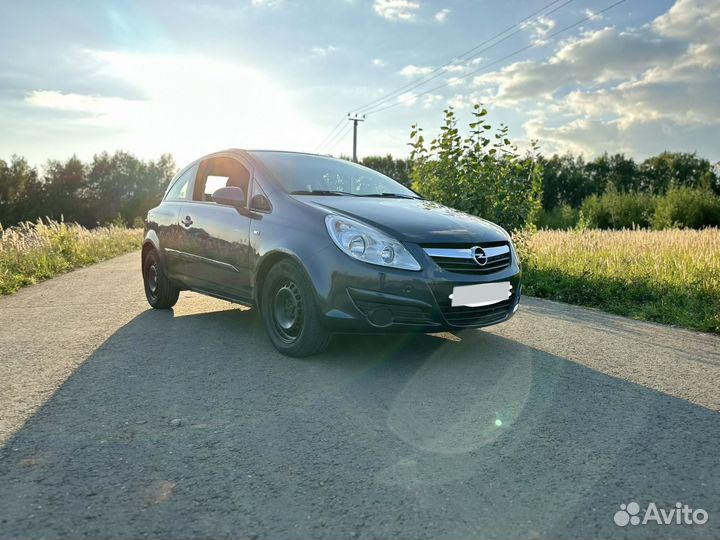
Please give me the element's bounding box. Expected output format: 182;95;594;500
178;155;253;299
158;162;198;284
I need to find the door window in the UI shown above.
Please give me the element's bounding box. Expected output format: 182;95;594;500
194;157;251;204
165;163;198;201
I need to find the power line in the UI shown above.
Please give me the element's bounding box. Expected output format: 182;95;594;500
355;0;573;115
366;0;627;116
318;116;350;154
315;0;573;152
315;116;347;153
325;123;354;154
322;120;353;153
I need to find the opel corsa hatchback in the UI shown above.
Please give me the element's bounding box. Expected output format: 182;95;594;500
142;150;522;356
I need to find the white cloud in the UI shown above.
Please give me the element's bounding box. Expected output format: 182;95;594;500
447;94;468;109
434;8;450;23
251;0;283;7
476;27;687;102
26;91;144;120
397;91;418;106
399;64;433;77
372;58;387;67
24;51;319;164
311;45;337;57
422;94;443;108
471;0;720;158
443;64;466;73
374;0;420;21
522;15;556;44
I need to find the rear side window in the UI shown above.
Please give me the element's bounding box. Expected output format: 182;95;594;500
166;164;198;201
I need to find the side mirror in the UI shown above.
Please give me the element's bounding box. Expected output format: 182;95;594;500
212;186;246;208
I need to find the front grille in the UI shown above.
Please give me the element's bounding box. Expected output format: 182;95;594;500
422;242;512;275
440;298;512;327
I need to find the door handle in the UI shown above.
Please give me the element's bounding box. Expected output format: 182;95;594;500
181;216;193;227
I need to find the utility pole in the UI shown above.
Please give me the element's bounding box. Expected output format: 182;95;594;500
348;113;365;162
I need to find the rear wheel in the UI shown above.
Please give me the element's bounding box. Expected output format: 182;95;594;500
261;259;331;357
143;249;180;309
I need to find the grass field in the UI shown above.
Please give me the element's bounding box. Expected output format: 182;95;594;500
3;219;719;334
516;228;720;333
0;220;142;295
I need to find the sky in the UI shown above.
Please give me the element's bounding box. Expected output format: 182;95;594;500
1;0;718;167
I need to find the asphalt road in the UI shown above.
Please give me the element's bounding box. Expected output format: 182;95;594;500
0;252;718;539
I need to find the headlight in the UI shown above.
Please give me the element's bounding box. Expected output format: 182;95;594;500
325;215;421;271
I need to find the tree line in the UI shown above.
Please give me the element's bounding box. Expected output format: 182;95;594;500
2;107;719;231
0;152;175;228
361;142;720;230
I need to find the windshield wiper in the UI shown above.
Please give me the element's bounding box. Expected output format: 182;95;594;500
290;190;356;196
362;192;421;199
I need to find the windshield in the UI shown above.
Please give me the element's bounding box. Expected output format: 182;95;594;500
251;151;419;198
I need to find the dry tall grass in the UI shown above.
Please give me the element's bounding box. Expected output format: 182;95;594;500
517;228;720;332
0;219;142;294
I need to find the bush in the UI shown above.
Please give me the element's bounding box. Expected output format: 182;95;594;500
360;155;412;186
581;190;657;229
535;204;579;229
409;105;542;232
0;219;142;294
652;186;720;229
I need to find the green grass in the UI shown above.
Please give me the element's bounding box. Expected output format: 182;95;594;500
3;220;719;334
515;228;720;333
0;219;142;295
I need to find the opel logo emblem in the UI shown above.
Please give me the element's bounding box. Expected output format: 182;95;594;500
471;246;487;266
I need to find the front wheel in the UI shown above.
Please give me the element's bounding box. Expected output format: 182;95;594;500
143;249;180;309
261;260;331;357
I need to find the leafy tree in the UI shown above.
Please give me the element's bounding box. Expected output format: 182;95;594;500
639;151;719;194
42;155;90;224
0;156;41;225
0;152;176;228
86;151;175;225
652;186;720;229
535;204;579;229
539;153;597;209
409;105;542;232
360;154;411;186
580;187;657;229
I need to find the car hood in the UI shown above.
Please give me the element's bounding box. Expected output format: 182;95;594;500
295;196;509;244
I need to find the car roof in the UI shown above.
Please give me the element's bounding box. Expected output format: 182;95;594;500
201;148;337;160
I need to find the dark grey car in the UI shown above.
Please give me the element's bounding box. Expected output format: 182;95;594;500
142;149;521;356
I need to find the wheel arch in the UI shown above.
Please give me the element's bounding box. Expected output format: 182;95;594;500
141;230;162;270
254;249;313;307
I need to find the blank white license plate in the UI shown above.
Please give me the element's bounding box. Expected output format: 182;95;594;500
450;282;512;307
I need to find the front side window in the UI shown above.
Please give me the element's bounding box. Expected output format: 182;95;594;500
250;151;419;198
194;157;251;203
250;179;272;212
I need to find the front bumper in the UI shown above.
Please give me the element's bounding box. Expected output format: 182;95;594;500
305;242;522;333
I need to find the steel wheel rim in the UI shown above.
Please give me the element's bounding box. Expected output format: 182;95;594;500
272;279;303;342
147;262;159;298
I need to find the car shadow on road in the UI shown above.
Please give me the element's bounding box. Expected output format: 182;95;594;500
1;307;718;539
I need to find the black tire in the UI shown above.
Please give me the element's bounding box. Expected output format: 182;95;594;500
261;259;331;357
143;249;180;309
